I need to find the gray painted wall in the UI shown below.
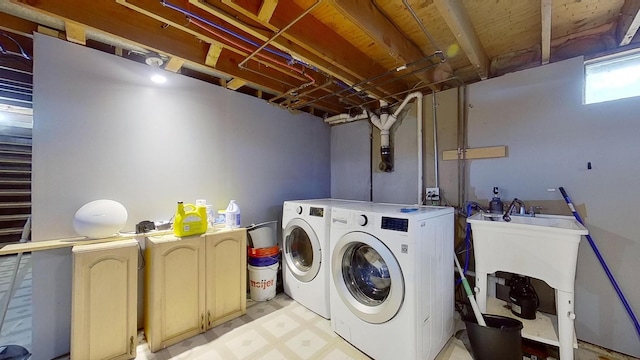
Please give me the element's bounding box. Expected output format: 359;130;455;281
330;92;460;207
464;57;640;357
31;34;330;360
330;120;371;201
372;104;420;205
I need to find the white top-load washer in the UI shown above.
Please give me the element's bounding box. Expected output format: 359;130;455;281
282;199;367;319
329;202;454;360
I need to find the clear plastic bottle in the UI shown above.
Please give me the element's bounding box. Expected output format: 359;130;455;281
225;200;241;228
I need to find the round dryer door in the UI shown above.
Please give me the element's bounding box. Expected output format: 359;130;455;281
283;218;322;283
332;231;404;324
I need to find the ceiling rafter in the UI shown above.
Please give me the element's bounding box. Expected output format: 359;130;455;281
118;0;359;111
116;0;309;83
433;0;488;80
329;0;440;87
189;0;407;100
617;0;640;46
10;0;311;103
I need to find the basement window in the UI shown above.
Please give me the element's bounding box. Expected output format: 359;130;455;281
585;51;640;104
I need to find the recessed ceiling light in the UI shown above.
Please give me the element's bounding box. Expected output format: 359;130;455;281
151;74;167;84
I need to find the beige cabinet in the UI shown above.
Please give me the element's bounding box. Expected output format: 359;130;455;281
145;235;206;352
71;239;139;360
145;228;246;352
205;229;247;329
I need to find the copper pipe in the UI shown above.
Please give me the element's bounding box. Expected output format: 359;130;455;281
238;0;322;68
291;53;443;110
189;18;315;87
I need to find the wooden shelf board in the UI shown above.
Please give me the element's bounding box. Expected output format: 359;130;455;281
486;297;577;348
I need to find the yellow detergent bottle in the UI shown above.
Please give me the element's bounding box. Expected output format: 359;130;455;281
173;201;208;237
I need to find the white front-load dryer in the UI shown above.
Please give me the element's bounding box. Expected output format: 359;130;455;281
282;199;366;319
329;203;454;360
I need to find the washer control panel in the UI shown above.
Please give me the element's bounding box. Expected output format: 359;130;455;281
381;217;409;232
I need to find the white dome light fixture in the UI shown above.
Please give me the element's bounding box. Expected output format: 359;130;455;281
150;74;167;84
145;53;167;84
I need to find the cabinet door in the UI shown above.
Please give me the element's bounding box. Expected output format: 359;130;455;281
72;239;138;360
205;229;247;329
145;236;206;352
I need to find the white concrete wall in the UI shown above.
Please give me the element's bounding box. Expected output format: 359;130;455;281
330;120;371;201
31;34;330;360
372;104;420;205
465;57;640;357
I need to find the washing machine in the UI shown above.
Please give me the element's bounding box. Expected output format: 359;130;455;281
282;199;366;319
329;203;454;360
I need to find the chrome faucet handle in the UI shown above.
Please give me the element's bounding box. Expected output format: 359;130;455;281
528;206;543;215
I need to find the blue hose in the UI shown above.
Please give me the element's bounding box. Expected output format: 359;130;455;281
559;187;640;339
456;202;485;285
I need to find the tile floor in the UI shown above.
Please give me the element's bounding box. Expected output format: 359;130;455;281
132;292;474;360
0;253;634;360
131;293;639;360
0;253;32;351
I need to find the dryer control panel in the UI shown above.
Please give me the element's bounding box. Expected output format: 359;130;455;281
381;217;408;232
309;207;324;217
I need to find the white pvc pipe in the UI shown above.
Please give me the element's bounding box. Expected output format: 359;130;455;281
324;112;368;125
416;93;423;205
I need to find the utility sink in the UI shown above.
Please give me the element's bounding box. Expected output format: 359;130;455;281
467;213;588;292
467;213;588;359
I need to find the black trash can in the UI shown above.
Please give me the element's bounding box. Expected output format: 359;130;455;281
0;345;30;360
464;314;523;360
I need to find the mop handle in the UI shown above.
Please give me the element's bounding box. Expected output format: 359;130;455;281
454;254;486;326
558;187;640;338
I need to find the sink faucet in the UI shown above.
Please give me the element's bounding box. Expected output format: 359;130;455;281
503;198;526;222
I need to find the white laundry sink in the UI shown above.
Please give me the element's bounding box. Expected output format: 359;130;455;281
467;213;588;292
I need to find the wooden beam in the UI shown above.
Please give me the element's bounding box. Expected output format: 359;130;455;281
64;20;86;45
0;12;38;38
226;78;246;90
164;57;185;72
433;0;488;79
37;25;60;38
442;146;506;161
258;0;278;22
541;0;552;65
190;0;407;100
205;43;224;67
12;0;294;95
617;0;640;46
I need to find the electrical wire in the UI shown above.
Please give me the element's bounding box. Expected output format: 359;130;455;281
0;32;31;60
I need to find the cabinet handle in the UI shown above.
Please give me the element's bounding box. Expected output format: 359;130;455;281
201;314;205;332
208;310;212;328
129;335;134;355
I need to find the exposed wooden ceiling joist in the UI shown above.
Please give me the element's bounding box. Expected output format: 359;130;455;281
189;0;407;100
257;0;278;22
329;0;439;86
616;0;640;46
433;0;488;79
0;12;37;38
12;0;349;115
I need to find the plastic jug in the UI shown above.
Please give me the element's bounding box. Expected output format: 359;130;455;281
174;201;208;237
225;200;241;228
